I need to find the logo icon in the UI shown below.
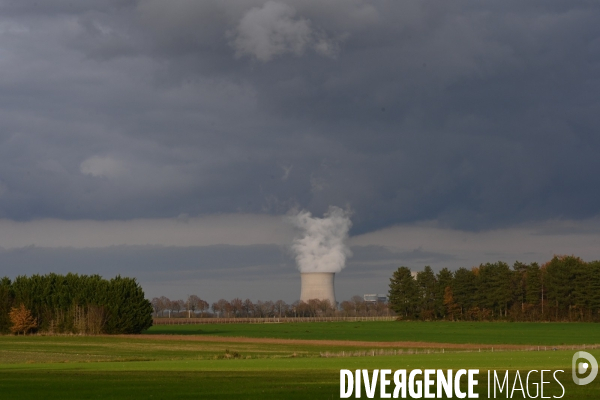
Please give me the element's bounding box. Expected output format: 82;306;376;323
572;351;598;385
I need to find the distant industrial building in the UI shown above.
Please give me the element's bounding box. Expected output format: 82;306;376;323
363;294;387;303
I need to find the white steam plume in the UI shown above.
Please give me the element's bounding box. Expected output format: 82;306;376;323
289;206;352;273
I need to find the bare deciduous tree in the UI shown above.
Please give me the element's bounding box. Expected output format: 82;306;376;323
274;300;288;317
243;299;254;317
159;296;171;317
187;295;201;312
197;299;209;316
215;299;231;317
230;298;243;317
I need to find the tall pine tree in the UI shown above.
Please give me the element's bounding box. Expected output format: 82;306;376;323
388;267;419;319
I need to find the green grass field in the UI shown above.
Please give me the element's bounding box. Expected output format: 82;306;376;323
1;322;599;399
147;321;600;345
0;347;597;399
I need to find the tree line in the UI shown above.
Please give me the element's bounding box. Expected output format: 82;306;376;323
0;273;153;334
151;295;210;317
388;255;600;322
152;296;391;318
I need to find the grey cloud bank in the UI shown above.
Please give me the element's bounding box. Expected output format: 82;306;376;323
1;218;600;302
0;215;293;248
0;1;599;299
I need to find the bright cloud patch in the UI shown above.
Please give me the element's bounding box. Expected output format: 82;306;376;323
230;1;338;61
80;155;125;178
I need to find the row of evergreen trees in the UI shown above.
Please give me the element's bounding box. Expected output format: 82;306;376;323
0;273;153;334
388;255;600;322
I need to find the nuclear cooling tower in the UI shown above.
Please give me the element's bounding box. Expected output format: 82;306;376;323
300;272;336;305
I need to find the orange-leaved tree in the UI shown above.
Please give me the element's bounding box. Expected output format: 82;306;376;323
443;286;460;321
9;304;37;335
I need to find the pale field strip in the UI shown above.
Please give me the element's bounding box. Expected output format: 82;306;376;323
1;334;597;364
319;344;600;358
152;317;396;325
120;334;600;351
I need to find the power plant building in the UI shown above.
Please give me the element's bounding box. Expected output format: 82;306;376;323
300;272;336;306
363;294;387;303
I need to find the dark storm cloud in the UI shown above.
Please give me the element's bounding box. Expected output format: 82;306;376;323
1;1;599;232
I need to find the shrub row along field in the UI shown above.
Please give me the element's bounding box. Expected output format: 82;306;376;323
145;321;600;346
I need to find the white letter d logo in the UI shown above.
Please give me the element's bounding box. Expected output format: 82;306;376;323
572;351;598;385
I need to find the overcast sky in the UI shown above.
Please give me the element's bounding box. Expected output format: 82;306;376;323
1;1;599;303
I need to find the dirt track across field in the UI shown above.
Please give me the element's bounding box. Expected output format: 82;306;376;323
119;334;539;350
